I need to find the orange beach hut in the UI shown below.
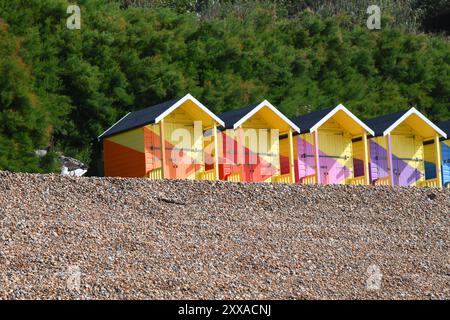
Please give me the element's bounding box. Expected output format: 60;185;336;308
99;94;224;180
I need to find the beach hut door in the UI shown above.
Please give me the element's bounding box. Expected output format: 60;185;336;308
319;131;352;184
369;140;389;183
391;135;423;186
165;123;200;179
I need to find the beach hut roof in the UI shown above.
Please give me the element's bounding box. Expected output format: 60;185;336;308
219;100;300;132
365;107;447;139
291;104;375;136
98;94;224;139
219;103;261;129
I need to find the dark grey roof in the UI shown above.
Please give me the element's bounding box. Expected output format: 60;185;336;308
364;109;410;137
291;108;335;134
437;120;450;137
99;97;181;139
218;103;261;129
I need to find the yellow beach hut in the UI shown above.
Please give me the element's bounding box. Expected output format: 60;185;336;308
280;104;375;185
364;108;447;187
218;101;300;183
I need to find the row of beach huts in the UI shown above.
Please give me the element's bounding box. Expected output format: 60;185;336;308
99;94;450;188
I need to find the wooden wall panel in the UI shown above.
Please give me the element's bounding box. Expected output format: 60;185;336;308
103;139;146;177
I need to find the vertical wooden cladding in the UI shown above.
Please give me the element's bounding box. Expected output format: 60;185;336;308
145;106;211;180
162;107;209;180
368;136;389;183
288;128;296;183
220;109;284;182
219;129;237;180
391;132;424;186
293;126;354;185
103;124;167;179
362;133;370;185
279;134;298;177
368;133;424;186
352;139;364;178
144;124;162;176
317;121;354;184
286;107;372;185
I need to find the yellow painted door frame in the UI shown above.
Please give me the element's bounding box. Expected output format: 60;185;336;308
213;122;220;180
435;134;443;187
362;132;370;185
313;130;321;184
288;128;295;183
159;119;166;179
386;134;394;186
193;121;204;179
259;129;271;179
237;126;244;180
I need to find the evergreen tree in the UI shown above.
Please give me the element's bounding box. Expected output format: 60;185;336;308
0;0;448;175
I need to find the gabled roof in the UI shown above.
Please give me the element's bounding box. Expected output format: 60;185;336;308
437;120;450;138
364;109;410;137
219;103;260;129
99;94;224;139
365;107;447;138
218;100;300;132
291;108;334;134
291;104;375;136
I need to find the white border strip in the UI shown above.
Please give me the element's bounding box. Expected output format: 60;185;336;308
383;107;447;138
98;112;131;140
232;100;301;133
309;104;375;136
155;93;225;127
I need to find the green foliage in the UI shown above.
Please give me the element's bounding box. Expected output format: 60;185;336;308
0;21;50;172
0;0;449;175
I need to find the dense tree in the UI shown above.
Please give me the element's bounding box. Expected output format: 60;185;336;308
0;0;449;175
0;19;59;172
